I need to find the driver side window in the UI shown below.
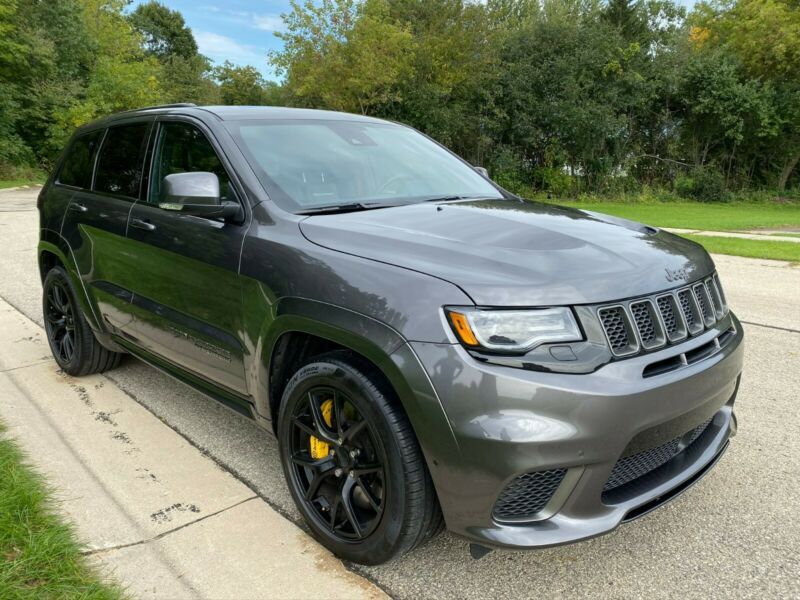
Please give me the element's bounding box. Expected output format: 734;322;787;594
149;122;235;204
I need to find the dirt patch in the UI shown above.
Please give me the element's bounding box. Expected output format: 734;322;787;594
150;503;201;524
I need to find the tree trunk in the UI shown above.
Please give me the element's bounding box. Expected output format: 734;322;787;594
778;153;799;192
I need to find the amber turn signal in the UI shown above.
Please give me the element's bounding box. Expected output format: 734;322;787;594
447;310;479;346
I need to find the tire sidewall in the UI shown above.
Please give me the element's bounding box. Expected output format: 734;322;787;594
277;359;409;564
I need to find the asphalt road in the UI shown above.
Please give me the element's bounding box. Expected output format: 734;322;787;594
2;187;798;599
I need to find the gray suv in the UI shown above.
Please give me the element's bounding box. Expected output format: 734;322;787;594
38;104;743;564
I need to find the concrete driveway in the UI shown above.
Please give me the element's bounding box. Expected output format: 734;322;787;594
2;187;798;598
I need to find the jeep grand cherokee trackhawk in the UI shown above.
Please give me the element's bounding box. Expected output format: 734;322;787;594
38;104;743;564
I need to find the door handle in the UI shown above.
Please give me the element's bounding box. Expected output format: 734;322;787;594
131;218;156;232
68;203;88;213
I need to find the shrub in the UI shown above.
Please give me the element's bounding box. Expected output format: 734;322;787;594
675;167;729;202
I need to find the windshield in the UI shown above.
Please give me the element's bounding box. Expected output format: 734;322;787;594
226;119;504;212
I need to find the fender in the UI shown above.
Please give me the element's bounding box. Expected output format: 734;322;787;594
250;295;462;485
38;231;125;353
38;231;101;329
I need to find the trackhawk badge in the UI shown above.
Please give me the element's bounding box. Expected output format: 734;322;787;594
665;267;690;282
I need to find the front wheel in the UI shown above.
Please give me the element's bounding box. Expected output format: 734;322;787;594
277;352;442;564
42;266;122;376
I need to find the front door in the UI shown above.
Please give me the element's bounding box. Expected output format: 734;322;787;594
123;119;249;396
61;120;152;332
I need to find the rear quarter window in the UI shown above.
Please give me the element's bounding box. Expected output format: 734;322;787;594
94;122;150;199
57;130;104;189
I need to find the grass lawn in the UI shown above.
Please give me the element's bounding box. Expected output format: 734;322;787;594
0;180;41;189
681;234;800;262
0;423;123;599
551;200;800;232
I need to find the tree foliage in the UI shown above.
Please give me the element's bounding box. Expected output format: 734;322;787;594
0;0;798;195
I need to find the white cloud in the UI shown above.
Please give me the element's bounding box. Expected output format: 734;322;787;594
253;14;285;32
194;31;265;66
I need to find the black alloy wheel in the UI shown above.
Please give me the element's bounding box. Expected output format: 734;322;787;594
278;352;443;565
288;386;386;541
44;278;76;364
42;266;123;376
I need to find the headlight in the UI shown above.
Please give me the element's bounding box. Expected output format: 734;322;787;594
445;307;582;353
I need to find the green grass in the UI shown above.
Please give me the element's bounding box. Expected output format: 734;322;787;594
769;232;800;238
0;179;42;189
681;234;800;262
549;200;800;232
0;423;124;600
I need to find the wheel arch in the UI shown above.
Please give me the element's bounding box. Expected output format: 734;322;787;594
257;298;408;434
38;233;102;331
255;297;462;513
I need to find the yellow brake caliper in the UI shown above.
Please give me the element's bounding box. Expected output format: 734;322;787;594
309;399;334;459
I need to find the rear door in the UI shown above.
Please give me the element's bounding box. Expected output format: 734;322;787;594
61;120;153;332
123;118;250;395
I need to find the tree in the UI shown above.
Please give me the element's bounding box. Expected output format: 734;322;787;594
273;0;415;114
214;62;272;105
129;1;198;60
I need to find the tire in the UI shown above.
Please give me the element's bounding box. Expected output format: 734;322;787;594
42;266;123;376
277;351;443;565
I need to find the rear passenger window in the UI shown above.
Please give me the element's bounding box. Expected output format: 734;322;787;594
94;123;150;199
58;130;103;189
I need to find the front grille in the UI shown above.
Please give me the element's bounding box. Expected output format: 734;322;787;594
598;272;727;358
493;468;567;521
603;418;714;493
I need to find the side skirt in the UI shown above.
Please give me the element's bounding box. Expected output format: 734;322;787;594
111;335;265;427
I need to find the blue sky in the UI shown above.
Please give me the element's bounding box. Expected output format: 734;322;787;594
129;0;289;80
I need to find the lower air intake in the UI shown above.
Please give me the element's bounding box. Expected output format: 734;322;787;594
493;468;567;522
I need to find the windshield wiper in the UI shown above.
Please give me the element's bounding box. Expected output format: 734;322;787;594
296;202;395;216
421;195;486;203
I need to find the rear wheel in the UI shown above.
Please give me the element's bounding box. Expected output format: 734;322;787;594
42;266;122;376
277;352;442;564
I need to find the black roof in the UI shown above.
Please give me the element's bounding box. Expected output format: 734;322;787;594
78;104;388;133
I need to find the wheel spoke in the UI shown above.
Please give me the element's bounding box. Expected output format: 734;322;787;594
352;463;382;477
340;477;363;539
343;419;367;442
329;496;340;528
307;392;337;443
63;332;74;359
53;286;66;314
356;477;383;514
332;390;345;437
291;416;317;439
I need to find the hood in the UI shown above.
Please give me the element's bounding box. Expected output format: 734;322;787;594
299;199;714;306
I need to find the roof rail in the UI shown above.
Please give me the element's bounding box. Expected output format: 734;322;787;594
113;103;197;115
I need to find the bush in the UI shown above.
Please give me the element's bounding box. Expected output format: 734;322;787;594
675;168;729;202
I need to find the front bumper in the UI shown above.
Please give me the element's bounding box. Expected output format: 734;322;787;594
408;312;744;549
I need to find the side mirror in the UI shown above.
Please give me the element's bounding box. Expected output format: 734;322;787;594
159;172;239;220
473;166;490;178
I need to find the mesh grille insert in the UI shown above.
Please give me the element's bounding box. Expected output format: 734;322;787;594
494;468;567;521
599;307;630;352
694;284;712;322
657;296;677;336
677;289;696;328
630;301;656;343
603;418;714;492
